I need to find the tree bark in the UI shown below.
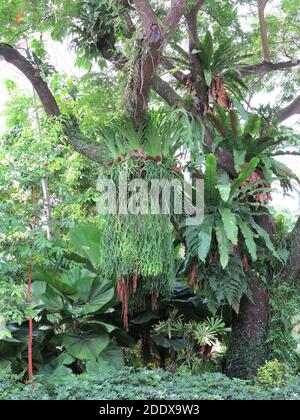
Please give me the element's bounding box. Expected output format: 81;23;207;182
225;213;275;378
128;0;188;124
279;217;300;285
257;0;272;63
225;277;270;378
185;2;208;115
276;95;300;123
240;59;300;77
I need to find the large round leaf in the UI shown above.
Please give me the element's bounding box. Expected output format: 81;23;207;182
86;344;124;374
31;281;65;313
62;332;109;361
69;224;101;269
70;273;115;315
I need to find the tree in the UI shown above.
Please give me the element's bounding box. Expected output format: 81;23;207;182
0;0;300;378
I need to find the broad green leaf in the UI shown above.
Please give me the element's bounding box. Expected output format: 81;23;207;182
62;332;109;361
215;104;233;141
215;220;230;269
41;353;75;375
70;273;115;315
233;148;246;172
31;281;65;313
230;157;260;196
237;219;257;261
69;224;101;269
250;220;281;261
35;268;78;300
198;216;214;263
204;69;212;87
83;321;118;333
86;344;124;374
203;31;214;69
217;170;231;202
219;208;238;245
205;153;218;205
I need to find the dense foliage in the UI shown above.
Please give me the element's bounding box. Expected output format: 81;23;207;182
1;0;300;400
1;366;300;400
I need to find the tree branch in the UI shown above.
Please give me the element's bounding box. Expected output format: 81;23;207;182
164;0;188;38
257;0;272;63
160;56;189;85
185;1;207;114
276;95;300;123
270;151;300;157
133;0;160;41
94;36;183;109
0;44;105;164
240;59;300;77
0;44;60;116
152;75;183;106
129;0;188;123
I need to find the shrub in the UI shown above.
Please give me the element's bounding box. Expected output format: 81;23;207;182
256;360;289;388
1;367;300;400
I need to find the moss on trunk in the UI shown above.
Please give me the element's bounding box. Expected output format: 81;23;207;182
225;277;270;379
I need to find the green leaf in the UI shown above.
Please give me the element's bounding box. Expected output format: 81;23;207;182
84;321;118;334
215;104;233;140
243;115;261;138
62;332;110;361
237;219;257;261
219;208;238;245
86;344;124;374
198;216;214;263
233;148;246;172
70;273;115;315
203;31;214;69
215;220;230;269
217;170;231;202
31;281;66;313
205;153;218;205
69;224;101;269
230;157;260;196
204;69;212;87
250;220;281;261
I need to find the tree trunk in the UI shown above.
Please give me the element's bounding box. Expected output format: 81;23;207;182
225;277;270;378
225;213;274;378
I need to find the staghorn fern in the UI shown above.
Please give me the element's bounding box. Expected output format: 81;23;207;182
98;112;185;162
